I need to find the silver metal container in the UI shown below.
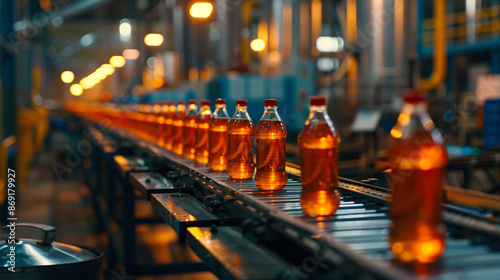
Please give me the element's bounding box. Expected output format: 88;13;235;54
0;223;103;280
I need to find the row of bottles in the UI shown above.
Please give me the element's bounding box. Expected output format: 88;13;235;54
155;97;340;216
65;89;447;264
160;98;288;191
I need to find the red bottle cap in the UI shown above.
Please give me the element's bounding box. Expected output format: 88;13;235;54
310;97;326;106
201;100;210;106
236;99;247;106
403;89;427;104
216;98;226;105
177;101;185;105
188;99;197;105
264;99;277;107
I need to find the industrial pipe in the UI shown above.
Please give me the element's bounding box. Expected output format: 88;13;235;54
420;0;447;91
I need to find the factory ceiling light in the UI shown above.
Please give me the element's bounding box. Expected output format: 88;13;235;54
61;71;74;83
250;39;266;52
316;36;344;53
144;33;164;47
70;84;83;96
189;2;213;19
101;64;115;75
109;55;126;68
80;78;91;89
94;69;107;80
122;49;140;60
119;18;132;42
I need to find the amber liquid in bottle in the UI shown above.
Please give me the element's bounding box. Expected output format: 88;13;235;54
183;102;198;159
157;104;167;147
209;118;229;171
195;103;211;164
172;103;186;155
298;101;341;216
164;103;176;150
388;95;447;264
255;109;287;190
227;102;255;180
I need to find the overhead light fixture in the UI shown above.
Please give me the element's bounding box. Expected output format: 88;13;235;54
122;49;140;60
87;74;99;86
101;64;115;75
189;2;213;19
146;57;157;68
250;39;266;52
119;18;132;42
70;84;83;96
109;55;126;68
52;16;63;27
317;57;339;72
80;34;95;47
97;68;108;77
94;69;106;80
144;33;164;47
316;36;344;53
80;78;92;89
61;71;74;83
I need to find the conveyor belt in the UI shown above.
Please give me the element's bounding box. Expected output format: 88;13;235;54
87;122;500;279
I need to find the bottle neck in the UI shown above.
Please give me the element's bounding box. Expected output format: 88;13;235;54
391;100;442;142
214;104;229;118
307;105;328;120
177;105;186;113
199;105;211;115
232;105;251;119
169;105;176;114
261;106;281;121
402;101;427;115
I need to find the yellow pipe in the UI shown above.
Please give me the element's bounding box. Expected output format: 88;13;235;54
420;0;447;91
1;136;17;204
346;0;357;105
311;0;322;44
346;0;357;43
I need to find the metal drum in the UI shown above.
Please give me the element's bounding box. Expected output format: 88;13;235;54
0;223;103;280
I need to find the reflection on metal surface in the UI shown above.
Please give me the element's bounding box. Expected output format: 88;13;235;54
187;227;288;280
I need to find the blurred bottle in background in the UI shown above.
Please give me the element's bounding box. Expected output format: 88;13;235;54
164;102;176;151
209;99;230;171
388;90;448;263
172;101;186;155
182;100;198;159
195;100;212;164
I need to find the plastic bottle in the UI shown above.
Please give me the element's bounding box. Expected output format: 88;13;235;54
195;100;212;164
155;103;166;146
164;102;176;151
209;99;230;171
227;99;255;180
298;97;341;216
388;90;448;263
172;101;186;155
255;99;287;190
146;104;156;142
182;100;198;159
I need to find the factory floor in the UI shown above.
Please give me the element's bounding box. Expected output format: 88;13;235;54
17;134;217;280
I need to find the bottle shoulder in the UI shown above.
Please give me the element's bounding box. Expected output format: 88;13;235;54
256;119;287;135
228;118;255;132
